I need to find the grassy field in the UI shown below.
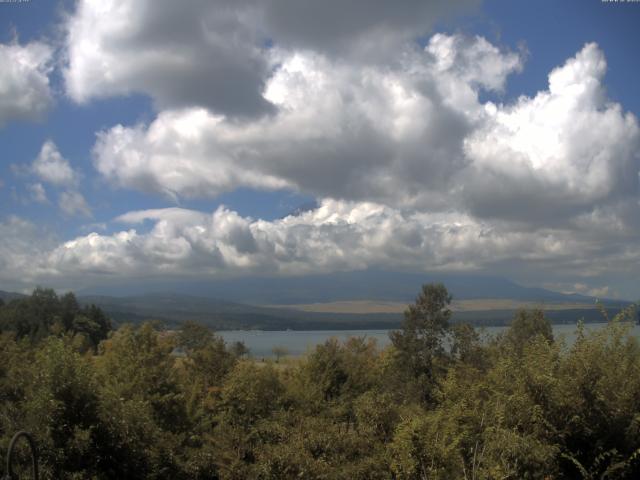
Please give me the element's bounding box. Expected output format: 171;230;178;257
266;298;598;314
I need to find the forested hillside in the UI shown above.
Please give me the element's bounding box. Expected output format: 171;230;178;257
0;285;639;479
0;288;111;350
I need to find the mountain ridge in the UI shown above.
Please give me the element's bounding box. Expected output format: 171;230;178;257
76;271;615;304
2;274;633;330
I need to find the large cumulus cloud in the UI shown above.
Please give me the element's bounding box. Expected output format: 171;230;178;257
92;33;522;207
91;38;639;227
463;43;640;222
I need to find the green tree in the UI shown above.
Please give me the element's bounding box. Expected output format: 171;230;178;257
178;320;213;352
389;283;452;404
214;362;285;479
59;291;80;331
177;321;236;393
450;322;486;368
0;289;111;348
0;287;60;341
93;323;189;478
305;338;348;402
553;321;640;478
21;338;102;479
77;303;112;348
502;308;553;355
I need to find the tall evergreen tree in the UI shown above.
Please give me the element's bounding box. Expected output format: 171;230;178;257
389;283;452;403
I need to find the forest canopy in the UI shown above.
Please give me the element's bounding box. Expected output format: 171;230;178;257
0;288;111;350
0;285;639;479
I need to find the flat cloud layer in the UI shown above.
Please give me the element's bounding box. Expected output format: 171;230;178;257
1;199;638;296
0;41;53;127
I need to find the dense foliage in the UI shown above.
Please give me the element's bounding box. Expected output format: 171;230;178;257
0;288;111;351
0;285;639;479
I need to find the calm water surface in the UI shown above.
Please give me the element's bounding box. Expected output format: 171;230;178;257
219;323;640;358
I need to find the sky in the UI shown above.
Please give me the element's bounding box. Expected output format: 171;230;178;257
0;0;639;300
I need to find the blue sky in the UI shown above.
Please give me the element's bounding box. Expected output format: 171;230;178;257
0;0;639;300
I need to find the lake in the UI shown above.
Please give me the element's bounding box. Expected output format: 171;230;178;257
219;323;640;358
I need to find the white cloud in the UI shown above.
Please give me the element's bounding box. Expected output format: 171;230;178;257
15;142;92;217
27;183;48;204
0;41;53;127
92;39;640;228
32;140;78;187
577;284;611;298
1;199;638;296
39;200;628;280
0;216;58;291
462;43;640;221
63;0;273;116
59;190;92;218
93;110;292;200
93;34;522;205
63;0;478;115
6;2;634;297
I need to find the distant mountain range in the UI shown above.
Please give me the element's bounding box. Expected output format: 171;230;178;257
0;290;26;302
3;272;633;330
79;270;606;305
75;291;631;330
74;292;402;330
